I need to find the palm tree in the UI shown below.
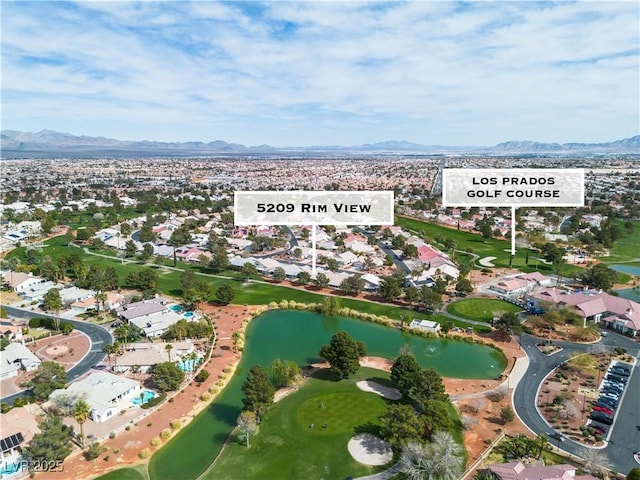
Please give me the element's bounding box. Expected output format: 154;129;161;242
398;434;463;480
165;343;174;362
103;343;117;370
94;291;107;312
73;399;91;446
535;434;549;459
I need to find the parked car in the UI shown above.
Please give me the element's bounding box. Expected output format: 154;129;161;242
606;374;627;384
593;405;614;416
602;392;619;401
611;367;630;377
590;412;613;425
602;386;623;395
603;380;625;389
598;397;618;408
591;424;608;435
595;401;615;411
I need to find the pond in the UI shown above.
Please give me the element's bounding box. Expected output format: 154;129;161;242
149;310;506;480
609;264;640;277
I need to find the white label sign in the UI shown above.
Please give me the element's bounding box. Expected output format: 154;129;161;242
234;191;394;226
442;169;584;207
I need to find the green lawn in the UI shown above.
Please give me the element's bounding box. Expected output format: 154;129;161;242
395;216;585;279
447;298;522;322
93;466;146;480
602;220;640;263
8;236;492;332
206;368;392;480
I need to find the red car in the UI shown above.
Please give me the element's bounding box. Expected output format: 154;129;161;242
593;405;613;416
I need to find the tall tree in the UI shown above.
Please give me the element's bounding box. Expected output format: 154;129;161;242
409;368;449;407
391;351;422;395
150;362;185;392
241;365;275;422
42;288;63;331
27;361;67;401
165;343;174;362
170;225;193;266
237;411;259;447
215;284;235;305
73;399;91;446
313;272;330;289
318;331;364;379
379;403;424;445
22;414;73;469
380;276;403;302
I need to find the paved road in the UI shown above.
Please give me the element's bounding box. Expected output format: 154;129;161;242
1;304;112;405
514;332;640;475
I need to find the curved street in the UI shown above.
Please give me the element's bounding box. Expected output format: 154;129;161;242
514;332;640;475
1;304;112;405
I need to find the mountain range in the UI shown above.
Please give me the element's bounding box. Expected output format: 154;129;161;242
1;129;638;158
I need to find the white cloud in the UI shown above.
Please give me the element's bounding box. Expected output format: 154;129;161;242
1;1;638;145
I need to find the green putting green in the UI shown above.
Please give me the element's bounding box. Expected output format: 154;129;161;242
297;392;385;435
447;298;522;322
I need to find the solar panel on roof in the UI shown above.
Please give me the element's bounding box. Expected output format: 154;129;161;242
1;432;24;452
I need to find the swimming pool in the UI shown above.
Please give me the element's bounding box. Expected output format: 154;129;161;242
183;311;195;319
170;305;184;313
131;390;157;405
0;460;22;476
177;357;200;372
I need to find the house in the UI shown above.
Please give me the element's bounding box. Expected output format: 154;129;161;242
20;281;58;303
528;288;640;336
361;273;381;292
0;319;26;343
0;343;41;379
409;319;441;334
113;340;195;373
1;272;46;293
115;297;171;322
0;404;41;471
484;461;598;480
49;371;141;423
129;310;185;338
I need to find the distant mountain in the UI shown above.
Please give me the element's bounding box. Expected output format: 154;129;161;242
1;129;638;158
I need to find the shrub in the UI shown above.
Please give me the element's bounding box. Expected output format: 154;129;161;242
141;393;166;409
109;432;115;439
138;449;151;459
200;393;211;402
170;420;182;431
195;370;210;383
84;442;103;460
160;429;172;441
103;455;110;462
113;449;120;454
125;425;131;431
150;437;162;447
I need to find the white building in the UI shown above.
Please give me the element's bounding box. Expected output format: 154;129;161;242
49;371;141;423
0;343;41;379
409;319;441;334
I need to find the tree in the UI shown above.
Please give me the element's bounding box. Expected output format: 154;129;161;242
180;269;198;292
273;266;286;282
318;331;363;379
27;361;67;401
241;365;275;422
124;239;137;258
627;468;640;480
165;343;174;362
73;399;91;446
380;276;403;302
104;266;119;290
379;403;424;445
22;414;73;469
391;352;422;394
402;243;419;258
170;225;193;266
578;446;613;476
150;362;185;392
581;263;618;291
104;343;118;370
209;246;229;272
241;262;258;279
320;296;340;315
494;312;523;338
455;277;473;294
42;288;63;331
500;405;515;424
297;271;311;285
419;286;443;312
237;411;259;447
398;434;463;480
340;274;365;295
314;272;330;289
409;368;449;407
404;286;421;304
215;284;235;305
268;358;301;388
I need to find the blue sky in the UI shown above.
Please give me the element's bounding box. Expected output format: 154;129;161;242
2;1;638;146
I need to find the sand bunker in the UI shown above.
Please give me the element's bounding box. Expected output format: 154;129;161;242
478;256;496;267
356;380;402;400
348;433;393;466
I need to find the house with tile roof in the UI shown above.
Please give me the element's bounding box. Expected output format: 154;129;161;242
484;460;598;480
528;288;640;336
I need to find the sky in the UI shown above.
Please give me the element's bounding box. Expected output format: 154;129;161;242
2;1;639;147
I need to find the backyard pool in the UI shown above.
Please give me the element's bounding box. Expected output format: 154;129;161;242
170;305;184;313
183;311;195;319
131;390;157;406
